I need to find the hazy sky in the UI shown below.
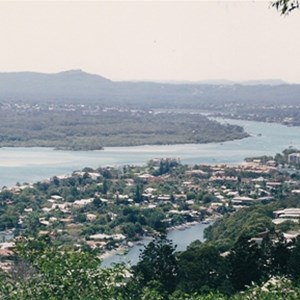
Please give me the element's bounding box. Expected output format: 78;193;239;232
1;1;300;82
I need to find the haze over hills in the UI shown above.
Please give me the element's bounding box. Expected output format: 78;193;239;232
0;70;112;102
0;70;299;107
141;79;287;86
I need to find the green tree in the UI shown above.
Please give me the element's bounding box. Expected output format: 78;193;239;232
227;236;263;291
0;237;128;300
288;236;300;281
272;0;299;15
102;178;109;195
269;235;291;276
133;234;179;294
178;241;231;294
134;180;144;203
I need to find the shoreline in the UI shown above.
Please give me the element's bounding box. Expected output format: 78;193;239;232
100;220;216;267
0;117;297;188
0;132;249;152
2;156;278;192
100;219;216;263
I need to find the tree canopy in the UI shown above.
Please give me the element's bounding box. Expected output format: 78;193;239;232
273;0;299;15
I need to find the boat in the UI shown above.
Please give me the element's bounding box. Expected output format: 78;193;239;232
202;219;211;224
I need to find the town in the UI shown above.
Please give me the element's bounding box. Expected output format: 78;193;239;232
1;149;300;271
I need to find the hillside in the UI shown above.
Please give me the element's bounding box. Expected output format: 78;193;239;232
0;70;299;108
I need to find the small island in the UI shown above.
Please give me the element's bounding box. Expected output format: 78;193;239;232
0;103;248;150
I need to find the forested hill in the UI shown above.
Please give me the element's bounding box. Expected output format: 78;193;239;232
0;70;299;107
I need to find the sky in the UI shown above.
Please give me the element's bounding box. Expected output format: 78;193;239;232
0;1;300;83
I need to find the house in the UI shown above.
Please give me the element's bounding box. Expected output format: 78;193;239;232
232;196;255;205
283;230;300;242
266;182;282;190
87;172;101;180
186;169;208;177
50;195;64;201
252;176;266;183
39;218;51;226
145;187;156;194
59;217;74;224
86;240;107;249
51;202;72;212
86;214;97;221
288;153;300;165
226;191;239;197
273;208;300;219
90;233;111;240
73;198;93;207
266;160;276;167
157;195;171;202
257;196;274;203
89;233;125;241
0;242;15;250
137;174;155;183
112;234;126;241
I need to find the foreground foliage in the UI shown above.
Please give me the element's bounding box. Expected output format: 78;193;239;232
0;237;128;300
2;235;300;299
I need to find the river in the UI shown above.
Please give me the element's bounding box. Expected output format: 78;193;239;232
0;119;299;188
101;222;211;267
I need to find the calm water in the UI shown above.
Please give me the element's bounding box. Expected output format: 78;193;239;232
0;119;299;187
101;222;210;267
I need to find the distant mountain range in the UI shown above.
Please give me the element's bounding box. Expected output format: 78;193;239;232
142;79;287;86
0;70;299;107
